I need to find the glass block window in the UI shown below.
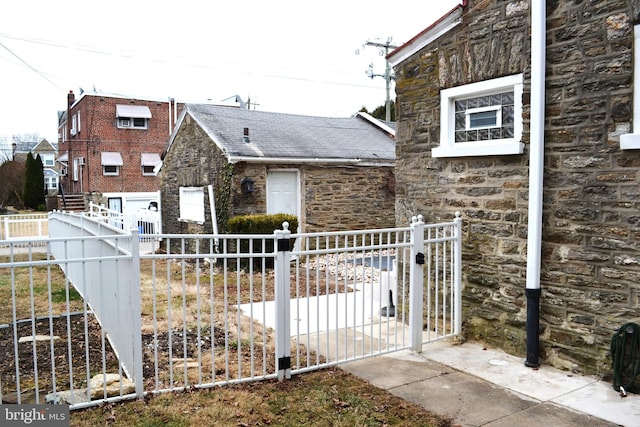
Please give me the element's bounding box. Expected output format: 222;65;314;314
454;92;514;143
435;74;524;158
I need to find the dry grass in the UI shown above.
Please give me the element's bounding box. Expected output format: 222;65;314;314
70;367;451;427
0;253;84;324
1;251;450;426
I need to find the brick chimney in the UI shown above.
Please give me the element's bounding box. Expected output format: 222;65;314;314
67;90;75;109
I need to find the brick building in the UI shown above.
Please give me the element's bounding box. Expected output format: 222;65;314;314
57;91;182;213
389;0;640;376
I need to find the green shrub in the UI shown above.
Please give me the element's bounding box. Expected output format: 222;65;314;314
226;213;298;270
227;213;298;234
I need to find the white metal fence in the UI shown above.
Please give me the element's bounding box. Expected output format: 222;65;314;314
86;202;161;242
0;214;49;250
0;212;462;410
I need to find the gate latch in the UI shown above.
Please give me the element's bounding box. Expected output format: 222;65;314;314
416;252;425;265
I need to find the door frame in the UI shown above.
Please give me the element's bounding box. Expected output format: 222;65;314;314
266;169;301;233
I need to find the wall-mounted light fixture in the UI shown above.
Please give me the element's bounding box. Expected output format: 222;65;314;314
241;177;255;194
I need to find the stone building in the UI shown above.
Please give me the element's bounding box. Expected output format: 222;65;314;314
389;0;640;376
159;104;396;239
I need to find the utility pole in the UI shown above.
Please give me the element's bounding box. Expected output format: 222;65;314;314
356;37;398;122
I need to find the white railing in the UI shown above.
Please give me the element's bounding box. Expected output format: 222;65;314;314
47;210;143;402
86;202;161;242
0;213;48;241
0;212;462;410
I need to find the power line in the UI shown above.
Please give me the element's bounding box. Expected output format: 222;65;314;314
0;41;63;91
356;37;398;122
0;33;382;92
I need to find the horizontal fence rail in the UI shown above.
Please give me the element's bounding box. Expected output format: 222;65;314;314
0;212;462;410
0;214;49;251
0;238;141;410
87;202;161;244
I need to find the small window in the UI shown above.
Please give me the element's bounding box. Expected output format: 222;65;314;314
103;165;120;176
116;104;151;130
41;153;55;167
435;74;524;158
141;152;161;176
45;175;58;190
117;117;147;129
179;187;205;224
467;106;500;130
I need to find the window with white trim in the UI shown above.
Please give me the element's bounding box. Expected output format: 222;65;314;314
41;153;54;167
116;104;151;129
103;165;120;176
179;186;205;224
73;158;79;181
118;117;148;129
434;74;524;158
44;169;58;190
620;24;640;149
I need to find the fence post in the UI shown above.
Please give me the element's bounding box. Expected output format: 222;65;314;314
453;211;463;336
129;227;144;397
274;222;292;380
410;215;425;352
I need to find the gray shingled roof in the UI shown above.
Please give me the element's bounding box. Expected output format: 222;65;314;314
182;104;395;162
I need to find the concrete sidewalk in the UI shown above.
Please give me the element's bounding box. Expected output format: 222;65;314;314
341;340;640;427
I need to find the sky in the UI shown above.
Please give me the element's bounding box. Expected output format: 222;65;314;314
0;0;460;148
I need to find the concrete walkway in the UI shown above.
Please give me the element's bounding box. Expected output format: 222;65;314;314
341;339;640;427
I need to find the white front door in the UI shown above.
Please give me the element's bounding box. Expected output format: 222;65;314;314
107;197;123;229
267;170;299;224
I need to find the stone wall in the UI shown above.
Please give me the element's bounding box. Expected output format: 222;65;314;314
160;114;231;242
394;0;640;376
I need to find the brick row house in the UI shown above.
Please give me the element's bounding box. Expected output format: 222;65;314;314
389;0;640;377
57;91;182;214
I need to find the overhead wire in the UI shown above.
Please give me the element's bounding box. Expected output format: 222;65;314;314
0;41;63;91
0;32;386;91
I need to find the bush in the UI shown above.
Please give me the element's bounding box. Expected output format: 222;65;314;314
226;213;298;270
227;213;298;234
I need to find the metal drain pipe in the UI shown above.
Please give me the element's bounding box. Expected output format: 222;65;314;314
525;0;546;368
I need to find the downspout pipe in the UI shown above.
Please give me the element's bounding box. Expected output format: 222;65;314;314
525;0;546;368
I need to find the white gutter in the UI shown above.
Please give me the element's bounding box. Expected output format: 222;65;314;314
525;0;546;368
527;0;546;291
227;156;394;167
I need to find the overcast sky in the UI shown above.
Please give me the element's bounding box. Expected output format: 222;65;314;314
0;0;460;145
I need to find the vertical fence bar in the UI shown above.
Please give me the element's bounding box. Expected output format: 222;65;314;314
274;223;292;380
453;212;463;335
410;215;425;352
128;228;144;397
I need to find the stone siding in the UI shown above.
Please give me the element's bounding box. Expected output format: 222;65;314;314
160;114;231;240
394;0;640;375
160;114;396;251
